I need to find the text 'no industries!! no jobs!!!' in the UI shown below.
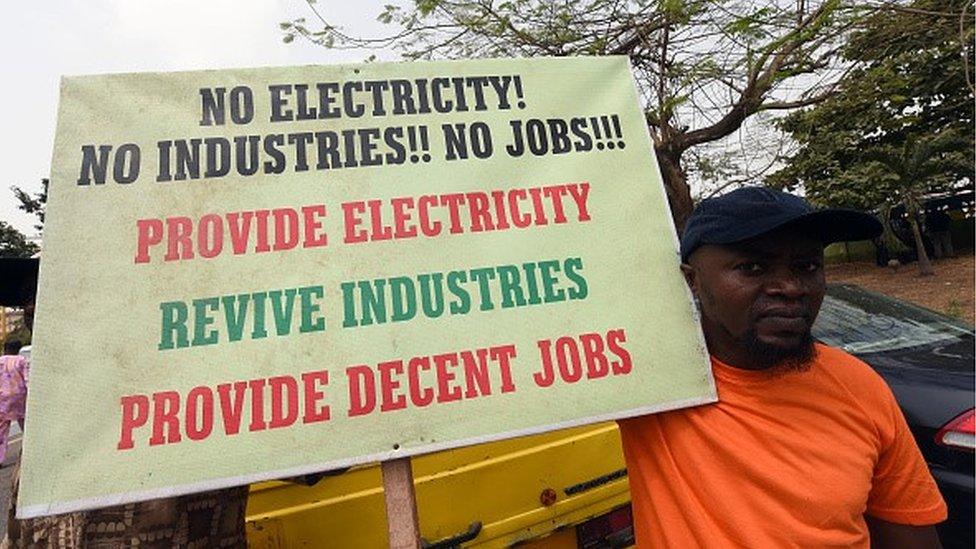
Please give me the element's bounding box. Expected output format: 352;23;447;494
75;116;627;185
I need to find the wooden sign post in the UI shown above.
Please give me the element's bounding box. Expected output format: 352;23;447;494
383;458;422;549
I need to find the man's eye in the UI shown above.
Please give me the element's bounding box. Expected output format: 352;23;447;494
796;261;823;273
735;262;763;274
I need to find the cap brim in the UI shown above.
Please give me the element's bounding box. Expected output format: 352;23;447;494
785;209;883;245
680;204;884;262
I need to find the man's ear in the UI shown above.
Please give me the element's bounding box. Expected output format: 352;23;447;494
680;263;698;295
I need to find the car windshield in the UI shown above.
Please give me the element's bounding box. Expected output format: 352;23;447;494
814;284;974;354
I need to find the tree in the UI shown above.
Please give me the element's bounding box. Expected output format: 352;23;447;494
0;221;39;258
12;178;48;232
283;0;883;229
867;132;969;274
2;178;46;259
769;0;974;275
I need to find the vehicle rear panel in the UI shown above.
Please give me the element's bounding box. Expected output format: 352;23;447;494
246;423;629;548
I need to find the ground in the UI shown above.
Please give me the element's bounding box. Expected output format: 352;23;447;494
826;252;975;324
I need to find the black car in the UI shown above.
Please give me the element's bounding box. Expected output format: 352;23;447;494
814;284;974;549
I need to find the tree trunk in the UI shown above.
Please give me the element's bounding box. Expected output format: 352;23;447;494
655;148;695;233
908;215;935;276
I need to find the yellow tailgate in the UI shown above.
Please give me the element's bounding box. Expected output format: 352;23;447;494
246;422;629;548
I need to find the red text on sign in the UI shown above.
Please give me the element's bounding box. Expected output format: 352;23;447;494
346;343;518;417
116;369;331;450
134;204;328;263
532;329;632;387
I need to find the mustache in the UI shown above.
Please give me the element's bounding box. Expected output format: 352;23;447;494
751;303;813;321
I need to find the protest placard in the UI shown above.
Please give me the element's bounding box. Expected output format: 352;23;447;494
18;56;715;517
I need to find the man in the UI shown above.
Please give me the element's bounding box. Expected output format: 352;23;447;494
925;209;955;259
619;187;946;548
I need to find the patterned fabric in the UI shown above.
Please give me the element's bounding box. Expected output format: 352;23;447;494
0;355;28;422
1;464;248;549
0;354;28;464
0;420;22;464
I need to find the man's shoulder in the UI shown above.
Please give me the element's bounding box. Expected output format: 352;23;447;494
813;343;881;377
812;343;893;401
0;355;25;367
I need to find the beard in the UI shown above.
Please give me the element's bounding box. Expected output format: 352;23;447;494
741;327;816;373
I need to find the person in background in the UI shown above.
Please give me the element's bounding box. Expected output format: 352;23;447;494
0;340;28;467
925;210;955;259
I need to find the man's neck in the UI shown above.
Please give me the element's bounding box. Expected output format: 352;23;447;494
708;347;770;371
701;329;769;370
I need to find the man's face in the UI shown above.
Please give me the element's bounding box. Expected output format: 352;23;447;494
681;228;826;370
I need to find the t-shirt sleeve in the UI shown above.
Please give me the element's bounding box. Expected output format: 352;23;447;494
865;381;947;525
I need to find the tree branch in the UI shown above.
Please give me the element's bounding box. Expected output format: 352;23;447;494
674;1;843;152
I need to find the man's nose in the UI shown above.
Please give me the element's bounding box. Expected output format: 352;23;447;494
766;268;806;298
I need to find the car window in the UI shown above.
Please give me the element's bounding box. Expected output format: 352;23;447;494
814;284;974;354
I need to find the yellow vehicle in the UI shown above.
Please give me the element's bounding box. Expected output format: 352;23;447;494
245;422;633;548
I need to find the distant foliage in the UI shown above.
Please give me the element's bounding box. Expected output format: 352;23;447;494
12;178;48;232
0;221;39;258
283;0;889;228
769;0;975;211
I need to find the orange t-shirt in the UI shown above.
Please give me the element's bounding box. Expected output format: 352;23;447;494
618;344;946;548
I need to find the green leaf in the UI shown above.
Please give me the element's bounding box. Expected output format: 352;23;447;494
417;0;439;16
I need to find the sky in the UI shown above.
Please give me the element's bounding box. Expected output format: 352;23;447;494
1;0;392;237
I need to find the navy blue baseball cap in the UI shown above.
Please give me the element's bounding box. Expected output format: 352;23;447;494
680;187;882;262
